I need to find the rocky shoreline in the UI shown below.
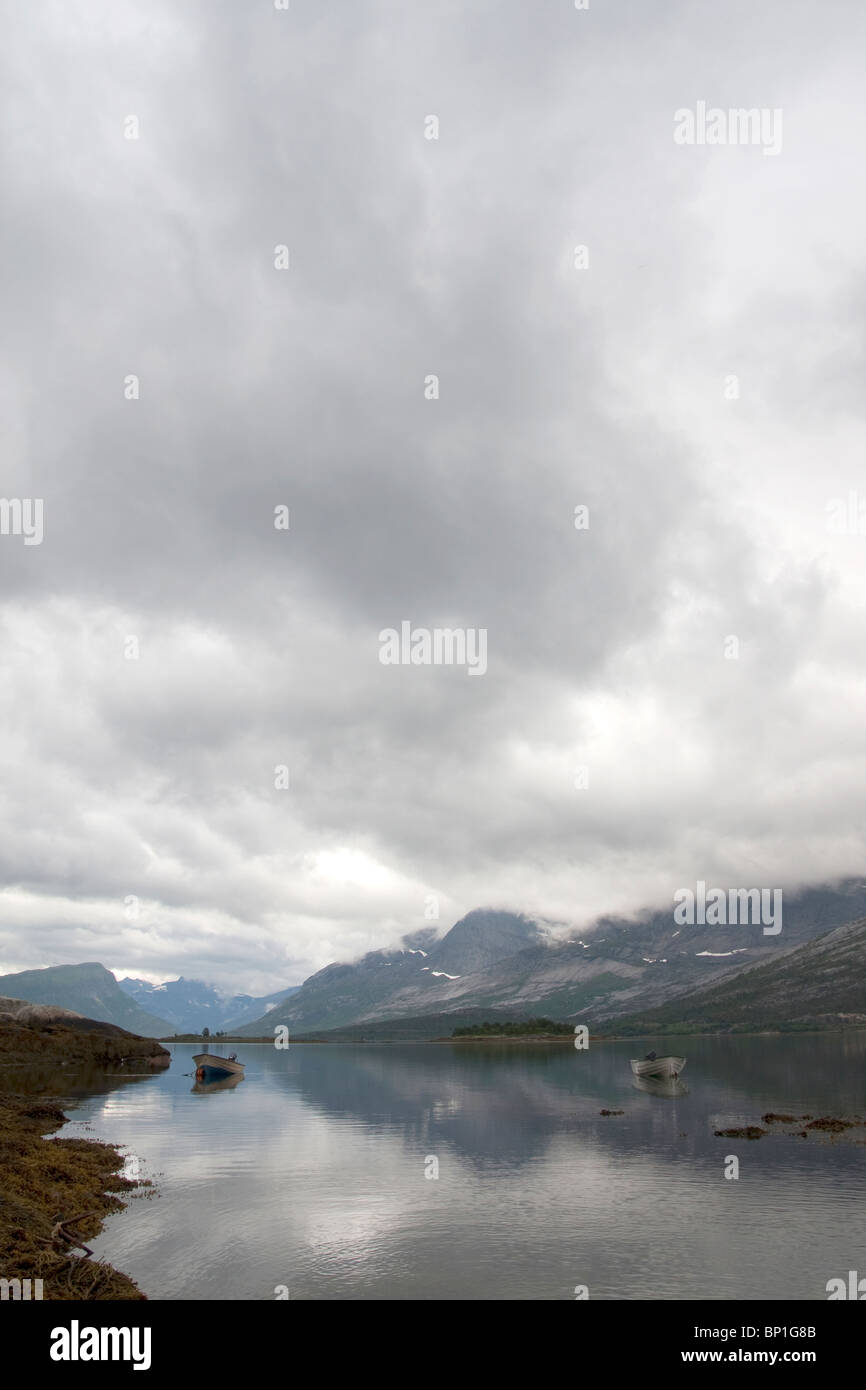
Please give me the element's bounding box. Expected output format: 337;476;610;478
0;1010;169;1300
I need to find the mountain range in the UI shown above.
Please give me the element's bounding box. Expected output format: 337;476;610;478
595;914;866;1035
237;884;866;1037
117;976;299;1035
0;963;172;1036
0;963;299;1037
4;880;866;1039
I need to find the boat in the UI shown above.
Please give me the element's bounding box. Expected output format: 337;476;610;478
193;1052;245;1082
630;1055;686;1079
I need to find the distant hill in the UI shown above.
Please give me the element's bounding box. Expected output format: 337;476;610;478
290;1009;528;1042
238;884;866;1036
0;963;171;1037
594;915;866;1034
286;1013;575;1042
117;976;299;1035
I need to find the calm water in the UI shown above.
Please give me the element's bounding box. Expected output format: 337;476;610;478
34;1036;866;1299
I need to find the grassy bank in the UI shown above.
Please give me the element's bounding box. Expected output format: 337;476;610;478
0;1019;170;1069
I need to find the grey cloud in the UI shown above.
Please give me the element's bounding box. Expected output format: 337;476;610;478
0;0;863;991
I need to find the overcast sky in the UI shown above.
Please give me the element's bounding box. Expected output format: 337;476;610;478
0;0;864;993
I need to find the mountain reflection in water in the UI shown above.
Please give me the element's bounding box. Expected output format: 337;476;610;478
51;1034;866;1301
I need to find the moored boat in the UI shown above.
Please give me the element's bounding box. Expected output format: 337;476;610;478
630;1054;686;1079
193;1052;245;1081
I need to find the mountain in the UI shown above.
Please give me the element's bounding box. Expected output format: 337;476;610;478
238;884;866;1037
445;883;866;1023
593;915;866;1035
237;910;545;1035
0;963;171;1036
117;976;299;1035
222;987;301;1032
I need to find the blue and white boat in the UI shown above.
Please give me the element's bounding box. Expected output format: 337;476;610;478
193;1052;245;1081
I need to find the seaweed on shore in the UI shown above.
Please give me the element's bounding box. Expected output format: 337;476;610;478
0;1093;147;1300
0;1017;166;1300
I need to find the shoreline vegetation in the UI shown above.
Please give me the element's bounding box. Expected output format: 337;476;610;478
0;1012;169;1300
451;1018;573;1038
167;1023;866;1044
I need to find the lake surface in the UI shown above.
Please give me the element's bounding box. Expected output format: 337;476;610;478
38;1035;866;1299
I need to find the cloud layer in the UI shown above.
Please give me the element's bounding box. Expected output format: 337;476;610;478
1;0;865;990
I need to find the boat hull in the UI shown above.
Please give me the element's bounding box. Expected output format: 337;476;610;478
192;1073;244;1095
192;1053;245;1080
630;1056;686;1079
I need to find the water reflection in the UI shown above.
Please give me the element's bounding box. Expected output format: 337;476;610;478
1;1058;164;1104
47;1034;866;1301
192;1074;244;1096
632;1074;689;1098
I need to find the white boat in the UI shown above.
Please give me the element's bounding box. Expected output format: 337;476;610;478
630;1055;686;1079
193;1052;245;1081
